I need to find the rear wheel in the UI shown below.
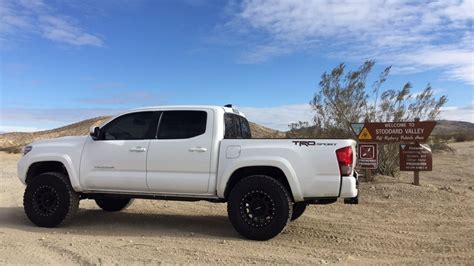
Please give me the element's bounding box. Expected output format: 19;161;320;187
227;175;292;240
95;197;133;212
23;172;79;227
291;202;307;221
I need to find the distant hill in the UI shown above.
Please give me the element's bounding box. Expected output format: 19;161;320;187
1;117;471;154
432;120;474;135
0;116;110;153
249;122;286;138
0;116;285;153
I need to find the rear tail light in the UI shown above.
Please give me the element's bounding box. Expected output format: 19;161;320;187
336;146;353;176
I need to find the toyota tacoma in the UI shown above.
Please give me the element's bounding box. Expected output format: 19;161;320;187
18;105;358;240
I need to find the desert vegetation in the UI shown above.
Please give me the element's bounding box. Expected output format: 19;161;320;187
288;60;449;176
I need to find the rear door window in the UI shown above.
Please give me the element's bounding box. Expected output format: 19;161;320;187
157;111;207;139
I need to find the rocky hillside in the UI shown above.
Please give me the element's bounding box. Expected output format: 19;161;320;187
0;117;110;153
248;122;286;138
0;116;285;153
432;120;474;135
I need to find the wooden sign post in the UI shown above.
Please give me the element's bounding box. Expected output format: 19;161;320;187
351;118;435;185
414;118;420;185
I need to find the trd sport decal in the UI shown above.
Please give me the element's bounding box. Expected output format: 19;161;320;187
292;141;315;146
292;141;337;147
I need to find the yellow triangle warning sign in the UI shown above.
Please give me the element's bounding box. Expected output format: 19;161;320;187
359;127;372;140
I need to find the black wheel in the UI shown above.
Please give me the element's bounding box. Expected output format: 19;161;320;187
95;197;133;212
23;172;79;227
227;175;292;241
291;202;307;221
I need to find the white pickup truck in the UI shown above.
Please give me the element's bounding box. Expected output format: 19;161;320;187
18;105;358;240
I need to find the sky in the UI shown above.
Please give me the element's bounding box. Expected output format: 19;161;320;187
0;0;473;132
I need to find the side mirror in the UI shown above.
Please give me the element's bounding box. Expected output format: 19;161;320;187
90;126;101;140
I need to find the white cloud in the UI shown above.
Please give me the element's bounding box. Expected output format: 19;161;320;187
0;107;121;133
0;125;45;133
226;0;474;84
39;15;103;46
79;91;163;105
239;102;474;131
440;104;474;122
238;104;313;130
0;0;103;47
0;107;120;124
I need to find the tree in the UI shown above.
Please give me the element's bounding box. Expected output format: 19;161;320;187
306;60;448;176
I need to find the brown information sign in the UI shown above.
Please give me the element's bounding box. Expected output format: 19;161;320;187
357;143;378;169
399;144;432;171
352;121;436;143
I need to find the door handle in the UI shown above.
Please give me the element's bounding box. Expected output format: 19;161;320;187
189;147;207;152
130;146;147;152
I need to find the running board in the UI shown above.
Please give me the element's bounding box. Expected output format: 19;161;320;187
80;191;224;203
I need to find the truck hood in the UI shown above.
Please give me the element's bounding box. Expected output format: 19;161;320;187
31;136;88;148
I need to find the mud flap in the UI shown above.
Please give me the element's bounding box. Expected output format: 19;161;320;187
344;196;358;204
344;171;359;204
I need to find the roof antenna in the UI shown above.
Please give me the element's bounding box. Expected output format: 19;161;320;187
224;104;232;108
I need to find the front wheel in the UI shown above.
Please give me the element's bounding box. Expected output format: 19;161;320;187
227;175;292;241
95;197;133;212
23;172;79;227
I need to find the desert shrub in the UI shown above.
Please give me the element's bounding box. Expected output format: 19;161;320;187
308;60;448;176
430;136;455;153
0;146;23;154
436;134;453;141
454;134;466;142
433;132;474;143
377;144;400;177
453;132;474;142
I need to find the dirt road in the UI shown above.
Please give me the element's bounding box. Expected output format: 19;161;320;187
1;142;473;264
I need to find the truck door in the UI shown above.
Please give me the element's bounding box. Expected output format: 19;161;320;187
146;110;213;194
80;111;160;191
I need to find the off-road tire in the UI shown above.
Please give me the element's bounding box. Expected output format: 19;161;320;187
95;197;133;212
23;172;79;227
291;202;307;221
227;175;292;241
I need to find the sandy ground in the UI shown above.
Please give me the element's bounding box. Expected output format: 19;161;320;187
1;142;473;265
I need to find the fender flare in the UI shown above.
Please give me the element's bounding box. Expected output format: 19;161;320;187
24;153;81;191
217;157;304;202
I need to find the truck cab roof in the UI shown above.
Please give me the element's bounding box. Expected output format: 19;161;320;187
131;105;246;117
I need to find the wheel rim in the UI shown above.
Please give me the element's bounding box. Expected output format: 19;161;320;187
33;186;60;216
240;190;276;228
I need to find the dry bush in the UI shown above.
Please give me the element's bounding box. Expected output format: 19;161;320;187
429;136;455;153
306;60;448;176
453;132;474;142
0;146;23;154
